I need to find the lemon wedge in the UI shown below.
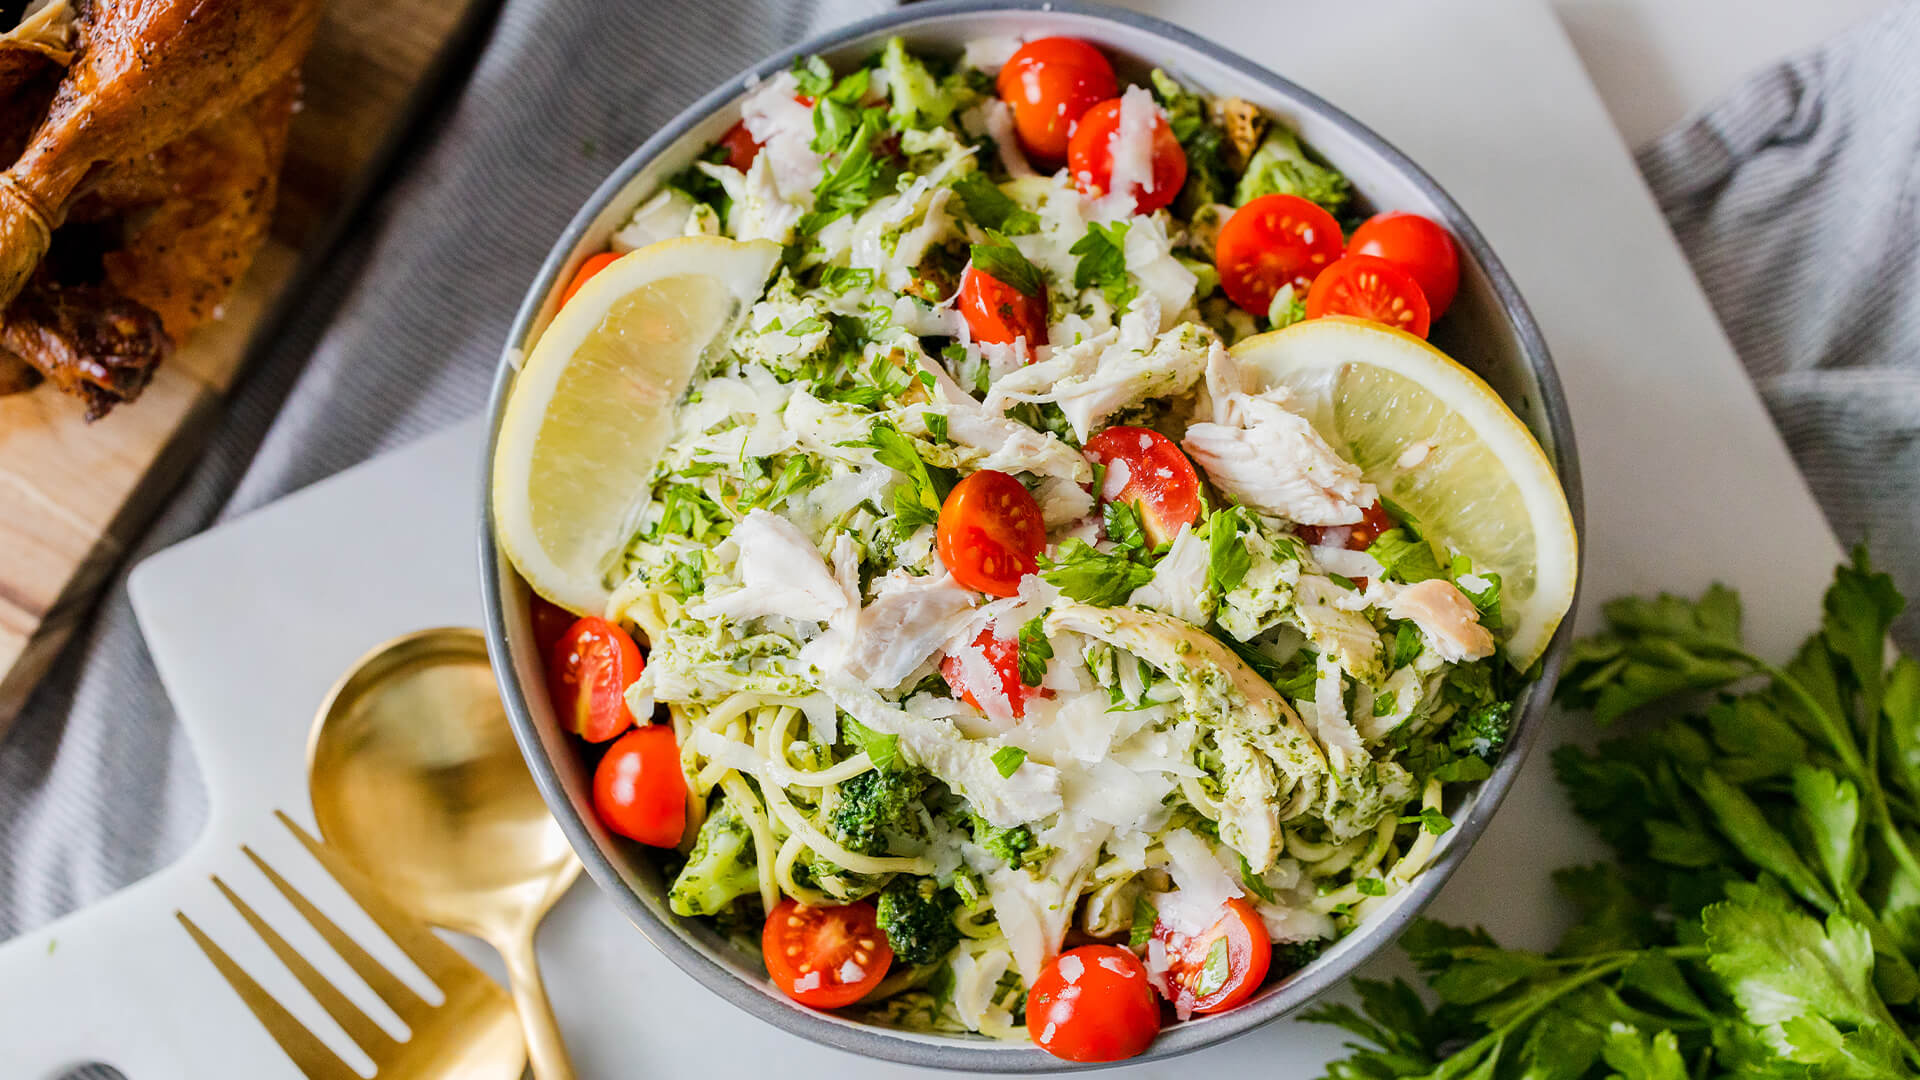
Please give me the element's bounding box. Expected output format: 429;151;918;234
1231;316;1577;669
493;236;780;613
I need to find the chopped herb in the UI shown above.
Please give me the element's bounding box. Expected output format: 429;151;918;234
1130;894;1158;949
1356;877;1387;897
1042;540;1156;606
991;746;1028;778
1196;937;1231;997
952;171;1040;235
1400;807;1453;836
1207;508;1252;594
1240;853;1278;903
842;717;900;772
1070;221;1134;306
1367;528;1445;584
1103;500;1150;560
968;231;1045;297
1016;615;1053;687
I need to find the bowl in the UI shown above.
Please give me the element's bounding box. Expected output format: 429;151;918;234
479;0;1583;1069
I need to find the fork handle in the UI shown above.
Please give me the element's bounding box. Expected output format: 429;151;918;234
499;929;576;1080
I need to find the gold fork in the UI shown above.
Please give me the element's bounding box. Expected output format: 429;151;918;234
178;811;527;1079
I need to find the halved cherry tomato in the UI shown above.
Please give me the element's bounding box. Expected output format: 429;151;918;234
942;626;1050;719
1028;944;1162;1062
1082;426;1201;546
762;899;893;1009
1297;502;1396;551
718;119;761;171
958;264;1047;347
1067;98;1186;215
936;470;1047;597
1214;194;1344;315
558;252;621;308
528;594;576;656
996;37;1117;165
1348;211;1460;317
1305;254;1432;338
1153;898;1272;1015
548;616;644;742
592;725;686;847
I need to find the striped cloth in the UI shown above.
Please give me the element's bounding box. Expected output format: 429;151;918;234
1635;0;1920;648
4;0;1918;991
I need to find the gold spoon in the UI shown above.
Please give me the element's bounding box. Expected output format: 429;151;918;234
308;627;582;1080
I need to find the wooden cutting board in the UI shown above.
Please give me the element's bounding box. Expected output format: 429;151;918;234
0;0;494;729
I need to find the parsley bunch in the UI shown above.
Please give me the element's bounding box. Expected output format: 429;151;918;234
1311;550;1920;1079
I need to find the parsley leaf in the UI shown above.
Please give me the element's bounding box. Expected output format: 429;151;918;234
1102;500;1150;560
1016;615;1052;687
843;420;950;531
1239;853;1277;903
1366;528;1445;584
968;231;1045;297
842;717;900;772
1400;807;1453;836
1042;540;1155;607
952;172;1039;235
1206;507;1252;596
799;116;893;235
990;746;1027;778
1130;895;1158;950
791;55;834;99
1069;221;1134;306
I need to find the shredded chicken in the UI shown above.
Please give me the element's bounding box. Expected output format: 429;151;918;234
687;510;852;624
1183;388;1378;526
1385;578;1496;662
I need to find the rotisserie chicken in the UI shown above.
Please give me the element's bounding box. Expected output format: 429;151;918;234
0;0;322;418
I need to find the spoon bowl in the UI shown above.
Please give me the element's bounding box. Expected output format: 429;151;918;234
309;627;581;1078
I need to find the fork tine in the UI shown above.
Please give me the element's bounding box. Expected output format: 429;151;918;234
244;843;435;1023
214;870;404;1063
177;911;363;1080
277;809;479;991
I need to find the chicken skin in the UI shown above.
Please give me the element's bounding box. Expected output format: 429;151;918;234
0;0;321;417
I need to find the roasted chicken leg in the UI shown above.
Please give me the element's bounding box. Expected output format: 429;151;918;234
0;0;321;416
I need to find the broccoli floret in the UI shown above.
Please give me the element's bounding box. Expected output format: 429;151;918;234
668;797;760;917
967;813;1048;869
1149;70;1233;215
830;767;928;856
1274;937;1328;974
875;876;962;966
1447;700;1514;758
882;37;955;130
1233;127;1350;214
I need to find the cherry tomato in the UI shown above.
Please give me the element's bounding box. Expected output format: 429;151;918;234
716;119;761;171
1028;944;1162;1062
1348;211;1459;318
1082;426;1201;547
762;899;893;1009
1153;898;1272;1015
957;264;1048;347
1305;254;1432;338
941;626;1050;719
1296;502;1396;551
996;37;1118;165
1214;194;1345;315
591;725;686;847
1067;98;1187;215
528;593;576;656
937;470;1047;597
548;616;644;742
558;252;620;308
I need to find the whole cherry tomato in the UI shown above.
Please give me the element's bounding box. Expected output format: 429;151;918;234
1082;426;1201;546
1152;898;1272;1016
548;616;644;742
1214;194;1344;316
762;898;893;1009
1067;97;1186;215
1027;944;1162;1062
936;470;1047;597
996;37;1118;165
1347;211;1460;317
1305;254;1432;338
591;725;686;847
957;263;1047;347
558;252;620;308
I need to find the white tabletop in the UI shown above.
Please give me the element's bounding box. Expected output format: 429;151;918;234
1551;0;1886;146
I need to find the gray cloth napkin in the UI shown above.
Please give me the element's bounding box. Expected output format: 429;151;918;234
4;0;1918;962
1635;0;1920;648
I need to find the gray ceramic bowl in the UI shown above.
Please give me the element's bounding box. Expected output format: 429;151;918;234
480;0;1583;1070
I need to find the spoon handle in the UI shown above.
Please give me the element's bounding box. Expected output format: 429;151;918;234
501;929;576;1080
